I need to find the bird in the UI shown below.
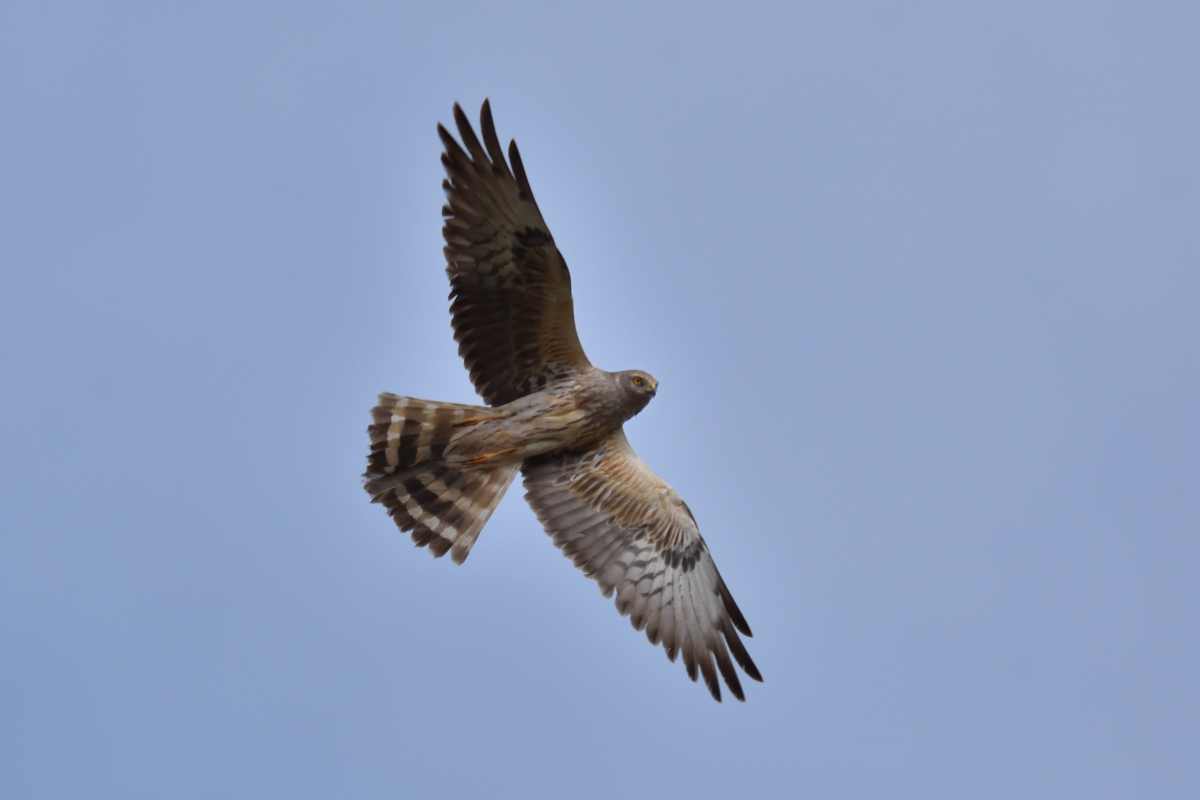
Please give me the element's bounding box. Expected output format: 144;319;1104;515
364;100;761;701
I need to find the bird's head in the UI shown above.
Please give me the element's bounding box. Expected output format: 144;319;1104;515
618;369;658;416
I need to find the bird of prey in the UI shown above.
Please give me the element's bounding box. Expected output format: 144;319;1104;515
364;101;761;701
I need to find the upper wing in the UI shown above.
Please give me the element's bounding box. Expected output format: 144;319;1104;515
522;430;762;701
439;100;591;407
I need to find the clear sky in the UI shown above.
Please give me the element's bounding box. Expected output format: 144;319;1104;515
1;2;1196;798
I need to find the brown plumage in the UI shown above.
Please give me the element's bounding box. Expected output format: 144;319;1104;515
440;101;590;405
364;100;761;701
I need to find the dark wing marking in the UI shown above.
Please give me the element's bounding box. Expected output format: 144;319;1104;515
522;430;761;701
440;100;591;406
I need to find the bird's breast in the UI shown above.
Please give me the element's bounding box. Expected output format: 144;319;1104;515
445;387;611;465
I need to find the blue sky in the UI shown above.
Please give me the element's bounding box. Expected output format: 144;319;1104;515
1;2;1196;798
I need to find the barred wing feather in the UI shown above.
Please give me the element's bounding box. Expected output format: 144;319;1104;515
521;430;761;701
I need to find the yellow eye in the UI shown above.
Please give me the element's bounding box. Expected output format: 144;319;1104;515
632;376;644;386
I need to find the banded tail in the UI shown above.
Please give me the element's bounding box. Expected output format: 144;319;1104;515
364;393;517;563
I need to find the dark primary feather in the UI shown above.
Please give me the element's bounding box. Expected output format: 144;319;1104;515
439;99;591;407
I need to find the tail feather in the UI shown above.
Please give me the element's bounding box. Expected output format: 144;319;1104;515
367;393;488;475
364;393;516;563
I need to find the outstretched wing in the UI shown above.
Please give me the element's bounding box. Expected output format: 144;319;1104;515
522;430;761;701
439;100;591;407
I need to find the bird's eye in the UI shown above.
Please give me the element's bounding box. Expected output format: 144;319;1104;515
632;376;643;386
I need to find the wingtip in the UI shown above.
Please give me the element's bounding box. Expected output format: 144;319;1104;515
720;582;753;637
509;139;536;203
452;101;469;131
698;652;721;701
479;98;512;176
452;102;487;161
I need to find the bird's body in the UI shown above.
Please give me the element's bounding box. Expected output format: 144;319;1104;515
445;368;658;468
364;101;761;701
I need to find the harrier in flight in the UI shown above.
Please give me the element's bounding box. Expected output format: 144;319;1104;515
364;101;761;701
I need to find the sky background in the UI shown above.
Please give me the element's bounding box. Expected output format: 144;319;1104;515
1;2;1197;798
